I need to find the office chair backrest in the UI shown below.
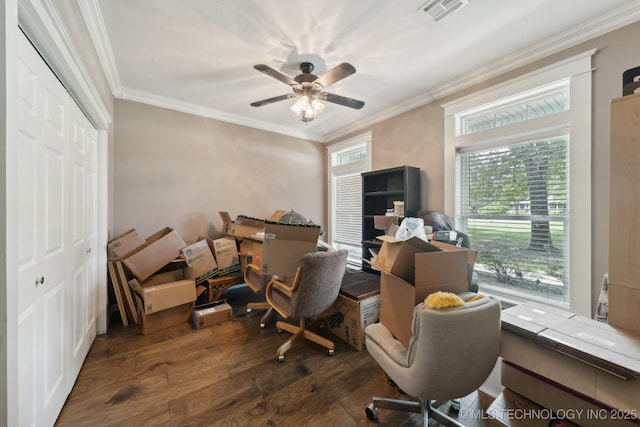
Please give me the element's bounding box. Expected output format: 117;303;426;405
288;249;348;319
404;295;501;401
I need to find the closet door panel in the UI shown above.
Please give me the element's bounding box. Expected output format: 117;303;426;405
69;102;98;381
18;307;37;427
16;32;71;427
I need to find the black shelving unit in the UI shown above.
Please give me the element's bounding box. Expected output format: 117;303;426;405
361;166;421;273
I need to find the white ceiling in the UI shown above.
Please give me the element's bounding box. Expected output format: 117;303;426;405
82;0;640;142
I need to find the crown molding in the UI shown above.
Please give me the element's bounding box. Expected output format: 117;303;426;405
121;88;325;142
323;2;640;142
78;0;123;98
78;1;640;142
18;0;112;129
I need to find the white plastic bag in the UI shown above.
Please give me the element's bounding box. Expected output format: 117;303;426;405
395;217;428;241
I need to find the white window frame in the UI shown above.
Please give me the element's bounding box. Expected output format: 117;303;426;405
327;132;372;266
443;51;594;316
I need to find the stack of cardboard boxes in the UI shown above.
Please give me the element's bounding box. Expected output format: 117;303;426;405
369;235;477;348
107;226;238;334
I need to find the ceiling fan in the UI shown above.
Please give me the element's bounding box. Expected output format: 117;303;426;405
250;62;365;122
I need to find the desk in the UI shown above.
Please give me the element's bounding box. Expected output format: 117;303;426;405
206;274;245;302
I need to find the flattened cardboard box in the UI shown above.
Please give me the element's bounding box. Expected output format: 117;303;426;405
123;227;187;281
192;300;233;329
107;229;146;259
260;222;320;278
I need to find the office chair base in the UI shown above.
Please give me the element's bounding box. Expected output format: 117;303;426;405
246;304;274;328
275;318;335;362
366;397;464;427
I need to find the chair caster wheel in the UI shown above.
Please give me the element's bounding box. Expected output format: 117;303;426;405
450;398;460;412
246;308;252;313
278;355;285;362
260;322;266;328
277;328;283;334
328;349;335;356
365;403;378;420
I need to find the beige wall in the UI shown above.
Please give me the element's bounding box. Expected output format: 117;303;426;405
327;21;640;315
113;99;325;241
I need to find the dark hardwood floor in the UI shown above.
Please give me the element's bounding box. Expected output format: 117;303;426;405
55;282;492;426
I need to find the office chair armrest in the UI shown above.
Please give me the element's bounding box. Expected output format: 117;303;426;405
365;323;409;367
266;266;304;297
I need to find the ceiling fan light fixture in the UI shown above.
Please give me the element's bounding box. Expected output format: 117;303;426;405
290;95;324;122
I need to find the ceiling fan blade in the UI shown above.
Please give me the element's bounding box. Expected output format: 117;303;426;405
250;93;296;107
320;92;365;110
254;64;297;86
314;63;356;88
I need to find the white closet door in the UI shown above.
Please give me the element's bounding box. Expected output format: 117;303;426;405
16;32;84;427
69;101;98;381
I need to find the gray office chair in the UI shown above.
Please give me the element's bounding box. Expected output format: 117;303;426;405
364;293;501;426
265;249;348;362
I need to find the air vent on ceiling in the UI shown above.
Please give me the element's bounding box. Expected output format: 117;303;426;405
418;0;469;23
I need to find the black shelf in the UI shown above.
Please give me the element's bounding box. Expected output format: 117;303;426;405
361;166;420;273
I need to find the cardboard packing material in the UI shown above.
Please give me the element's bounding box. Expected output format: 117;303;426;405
260;222;320;279
192;300;233;329
123;227;187;281
211;236;240;275
107;229;146;259
182;237;218;283
372;235;476;348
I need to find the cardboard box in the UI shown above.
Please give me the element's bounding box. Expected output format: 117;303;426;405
324;292;380;351
373;236;476;348
182;237;218;283
134;293;193;334
211;236;240;275
219;210;287;238
123;227;187;281
136;279;196;315
192;300;233;329
107;229;146;259
219;212;265;238
260;223;320;278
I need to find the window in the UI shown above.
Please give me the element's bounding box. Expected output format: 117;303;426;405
327;133;372;266
444;51;594;315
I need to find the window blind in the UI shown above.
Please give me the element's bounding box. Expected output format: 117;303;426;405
458;136;569;301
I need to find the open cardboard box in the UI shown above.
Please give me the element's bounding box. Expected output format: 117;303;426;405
260;222;320;279
122;227;187;281
219;210;286;239
372;235;477;348
107;229;146;259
